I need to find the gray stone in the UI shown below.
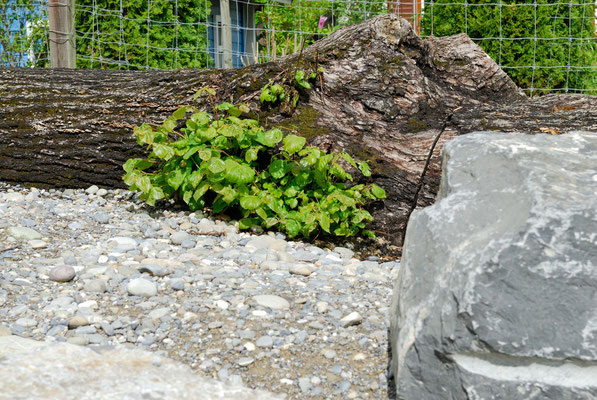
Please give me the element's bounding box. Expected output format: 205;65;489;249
49;265;76;282
170;231;191;245
138;264;170;277
68;315;89;329
391;131;597;400
288;264;315;277
92;212;111;224
84;278;107;293
127;278;158;298
7;226;42;241
256;336;274;348
96;188;108;197
85;185;99;194
253;295;290;310
339;312;362;327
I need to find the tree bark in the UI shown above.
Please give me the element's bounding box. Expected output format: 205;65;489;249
1;14;596;250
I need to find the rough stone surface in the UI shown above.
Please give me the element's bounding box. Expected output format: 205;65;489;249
391;131;597;400
7;226;42;241
0;336;283;400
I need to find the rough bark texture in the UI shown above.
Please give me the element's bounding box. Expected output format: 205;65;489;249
1;14;596;249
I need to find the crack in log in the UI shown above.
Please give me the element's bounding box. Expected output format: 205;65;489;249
402;112;454;238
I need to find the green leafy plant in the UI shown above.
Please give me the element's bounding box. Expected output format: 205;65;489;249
0;0;49;67
75;0;210;69
260;67;324;111
420;0;596;95
124;88;385;239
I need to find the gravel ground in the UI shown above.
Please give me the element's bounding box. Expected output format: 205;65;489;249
0;182;399;399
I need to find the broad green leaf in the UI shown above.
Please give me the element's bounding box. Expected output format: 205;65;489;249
163;117;177;132
319;213;331;233
240;195;261;210
194;87;216;99
146;186;165;206
187;170;204;188
256;128;283;147
283;134;306;154
260;88;272;103
208;158;226;174
256;207;268;220
218;185;237;203
123;170;140;187
286;198;298;209
284;185;299;198
358;161;371;177
285;219;301;237
152;144;175;161
269;159;288;179
264;217;278;228
182;189;193;204
225;160;255;184
199;127;217;140
166;168;186;190
362;230;375;239
371;184;387;198
245;146;262;162
134;124;155;145
183;147;199;160
340;152;358;168
212;198;228;213
123;158;154;173
173;106;186;120
239;218;253;230
193;182;209;201
217;102;234;111
137;175;152;193
191;112;211;126
198;148;212;161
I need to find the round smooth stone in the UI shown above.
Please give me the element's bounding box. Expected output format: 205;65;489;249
49;266;76;282
68;316;89;329
127;278;157;297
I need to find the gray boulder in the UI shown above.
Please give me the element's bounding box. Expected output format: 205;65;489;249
0;335;284;400
390;131;597;399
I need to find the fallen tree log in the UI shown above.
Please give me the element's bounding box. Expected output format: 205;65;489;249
1;14;596;250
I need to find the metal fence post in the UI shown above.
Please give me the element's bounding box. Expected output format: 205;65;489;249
49;0;76;68
219;0;233;68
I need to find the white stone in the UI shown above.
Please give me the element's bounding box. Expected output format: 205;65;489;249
7;227;42;241
215;300;230;310
340;312;362;327
148;307;170;320
85;185;99;194
96;188;108;196
253;295;290;310
108;237;138;252
289;264;315;277
127;278;158;298
4;192;25;202
28;240;47;249
316;301;329;314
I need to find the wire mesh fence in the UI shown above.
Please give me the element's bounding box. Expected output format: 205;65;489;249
0;0;596;94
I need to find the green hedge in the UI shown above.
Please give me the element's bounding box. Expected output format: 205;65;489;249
420;0;597;94
75;0;210;69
